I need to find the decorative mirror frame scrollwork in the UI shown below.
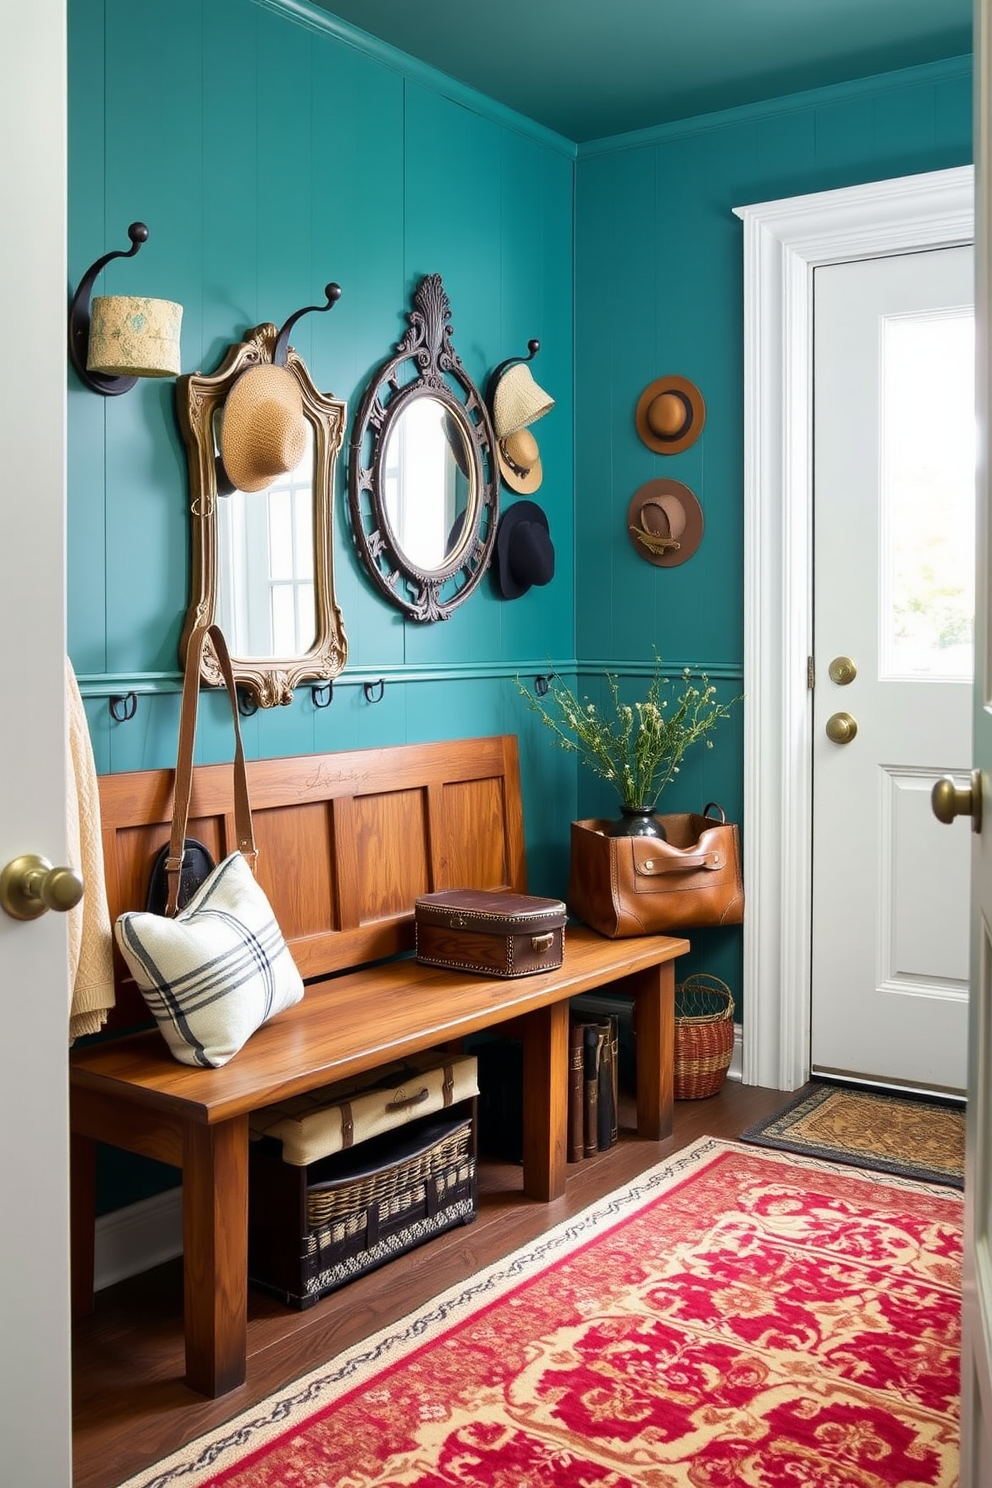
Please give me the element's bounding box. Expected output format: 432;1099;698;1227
177;323;348;707
348;274;500;622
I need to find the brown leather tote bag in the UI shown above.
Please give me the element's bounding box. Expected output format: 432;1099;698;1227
567;803;744;938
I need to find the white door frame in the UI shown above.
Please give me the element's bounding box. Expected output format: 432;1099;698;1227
734;166;975;1092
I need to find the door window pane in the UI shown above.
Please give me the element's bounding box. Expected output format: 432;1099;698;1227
881;309;975;680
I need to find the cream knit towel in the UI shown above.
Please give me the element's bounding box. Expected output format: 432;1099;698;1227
66;658;116;1042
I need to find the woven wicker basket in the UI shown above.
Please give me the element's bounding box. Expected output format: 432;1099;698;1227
674;974;735;1099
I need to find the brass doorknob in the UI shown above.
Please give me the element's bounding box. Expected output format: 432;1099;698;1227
932;771;983;833
0;854;84;921
825;711;858;744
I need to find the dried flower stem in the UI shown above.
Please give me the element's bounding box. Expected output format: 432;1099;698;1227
518;657;740;809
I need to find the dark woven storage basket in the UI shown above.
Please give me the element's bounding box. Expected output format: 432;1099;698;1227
674;974;735;1099
249;1111;477;1309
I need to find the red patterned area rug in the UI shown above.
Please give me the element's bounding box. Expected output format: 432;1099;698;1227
120;1138;962;1488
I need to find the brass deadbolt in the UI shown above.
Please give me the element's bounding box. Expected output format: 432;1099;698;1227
0;855;84;921
828;656;857;686
825;711;858;745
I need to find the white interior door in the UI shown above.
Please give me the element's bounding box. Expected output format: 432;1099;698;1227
0;2;73;1484
811;245;974;1095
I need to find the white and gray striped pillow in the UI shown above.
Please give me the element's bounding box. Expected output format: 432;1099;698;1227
115;852;304;1068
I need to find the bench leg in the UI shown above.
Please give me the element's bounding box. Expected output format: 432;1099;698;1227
630;960;675;1140
70;1131;96;1321
521;999;569;1201
182;1116;249;1397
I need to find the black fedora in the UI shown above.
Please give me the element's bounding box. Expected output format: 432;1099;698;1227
495;499;555;600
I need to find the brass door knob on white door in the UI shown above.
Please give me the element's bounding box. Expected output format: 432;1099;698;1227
0;854;84;920
931;771;983;833
825;711;858;744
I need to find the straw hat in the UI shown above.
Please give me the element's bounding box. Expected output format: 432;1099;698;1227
491;363;555;494
635;375;706;454
220;364;308;494
495;499;555;599
626;479;704;567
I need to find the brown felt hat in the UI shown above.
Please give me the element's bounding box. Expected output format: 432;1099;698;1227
220;364;308;493
626;479;704;567
635;375;706;454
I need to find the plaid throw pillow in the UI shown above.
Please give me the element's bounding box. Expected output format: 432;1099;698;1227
115;851;304;1068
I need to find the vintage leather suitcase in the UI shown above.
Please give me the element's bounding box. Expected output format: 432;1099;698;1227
414;888;567;977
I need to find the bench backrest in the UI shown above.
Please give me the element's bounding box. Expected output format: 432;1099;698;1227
98;734;527;1032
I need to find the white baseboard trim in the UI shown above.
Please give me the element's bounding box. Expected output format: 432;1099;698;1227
95;1186;183;1293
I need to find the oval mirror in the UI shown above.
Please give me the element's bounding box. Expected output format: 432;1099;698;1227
177;323;347;707
349;275;499;622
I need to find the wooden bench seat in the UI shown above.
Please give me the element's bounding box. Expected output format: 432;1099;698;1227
70;734;688;1398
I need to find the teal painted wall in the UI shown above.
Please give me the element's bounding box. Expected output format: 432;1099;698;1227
68;0;577;904
573;55;973;994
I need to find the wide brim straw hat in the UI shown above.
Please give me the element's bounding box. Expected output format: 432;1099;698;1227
497;426;544;495
495;498;556;599
626;478;704;567
635;375;706;454
220;364;308;494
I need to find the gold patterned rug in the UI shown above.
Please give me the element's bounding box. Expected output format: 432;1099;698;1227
740;1082;965;1188
117;1137;962;1488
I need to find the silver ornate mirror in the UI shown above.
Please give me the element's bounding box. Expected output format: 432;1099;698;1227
348;274;499;622
177;322;348;707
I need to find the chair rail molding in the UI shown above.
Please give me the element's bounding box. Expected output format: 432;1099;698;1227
734;165;974;1092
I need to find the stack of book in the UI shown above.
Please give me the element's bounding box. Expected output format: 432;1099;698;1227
568;1013;619;1161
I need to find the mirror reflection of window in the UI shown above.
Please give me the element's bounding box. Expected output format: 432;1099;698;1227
383;398;470;570
215;422;317;657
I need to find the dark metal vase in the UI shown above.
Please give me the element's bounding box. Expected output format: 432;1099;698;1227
607;805;667;839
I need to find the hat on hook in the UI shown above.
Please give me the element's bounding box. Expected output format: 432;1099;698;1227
635;374;706;454
491;362;555;494
220;363;308;493
495;499;556;599
626;478;704;567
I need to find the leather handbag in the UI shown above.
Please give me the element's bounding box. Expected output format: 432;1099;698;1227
567;803;744;938
114;621;304;1067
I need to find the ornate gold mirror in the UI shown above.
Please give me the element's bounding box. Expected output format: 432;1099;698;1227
348;274;499;622
177;317;348;707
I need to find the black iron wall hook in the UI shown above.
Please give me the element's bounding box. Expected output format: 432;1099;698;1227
486;338;540;406
273;282;342;367
311;682;333;709
363;678;385;704
109;692;138;723
534;673;555;697
68;222;149;396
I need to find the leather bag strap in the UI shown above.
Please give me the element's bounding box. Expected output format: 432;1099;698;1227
165;621;256;916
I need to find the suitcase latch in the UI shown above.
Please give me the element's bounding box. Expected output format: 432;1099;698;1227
531;932;555;954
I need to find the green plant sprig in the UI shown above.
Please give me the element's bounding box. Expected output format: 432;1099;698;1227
518;657;740;809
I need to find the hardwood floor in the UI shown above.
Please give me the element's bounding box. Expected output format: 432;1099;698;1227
72;1079;790;1488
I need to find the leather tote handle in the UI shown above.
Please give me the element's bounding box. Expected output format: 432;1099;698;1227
165;621;255;916
637;849;726;876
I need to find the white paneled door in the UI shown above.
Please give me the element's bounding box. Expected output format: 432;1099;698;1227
810;245;974;1094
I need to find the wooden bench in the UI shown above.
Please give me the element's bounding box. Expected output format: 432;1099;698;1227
70;734;689;1398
